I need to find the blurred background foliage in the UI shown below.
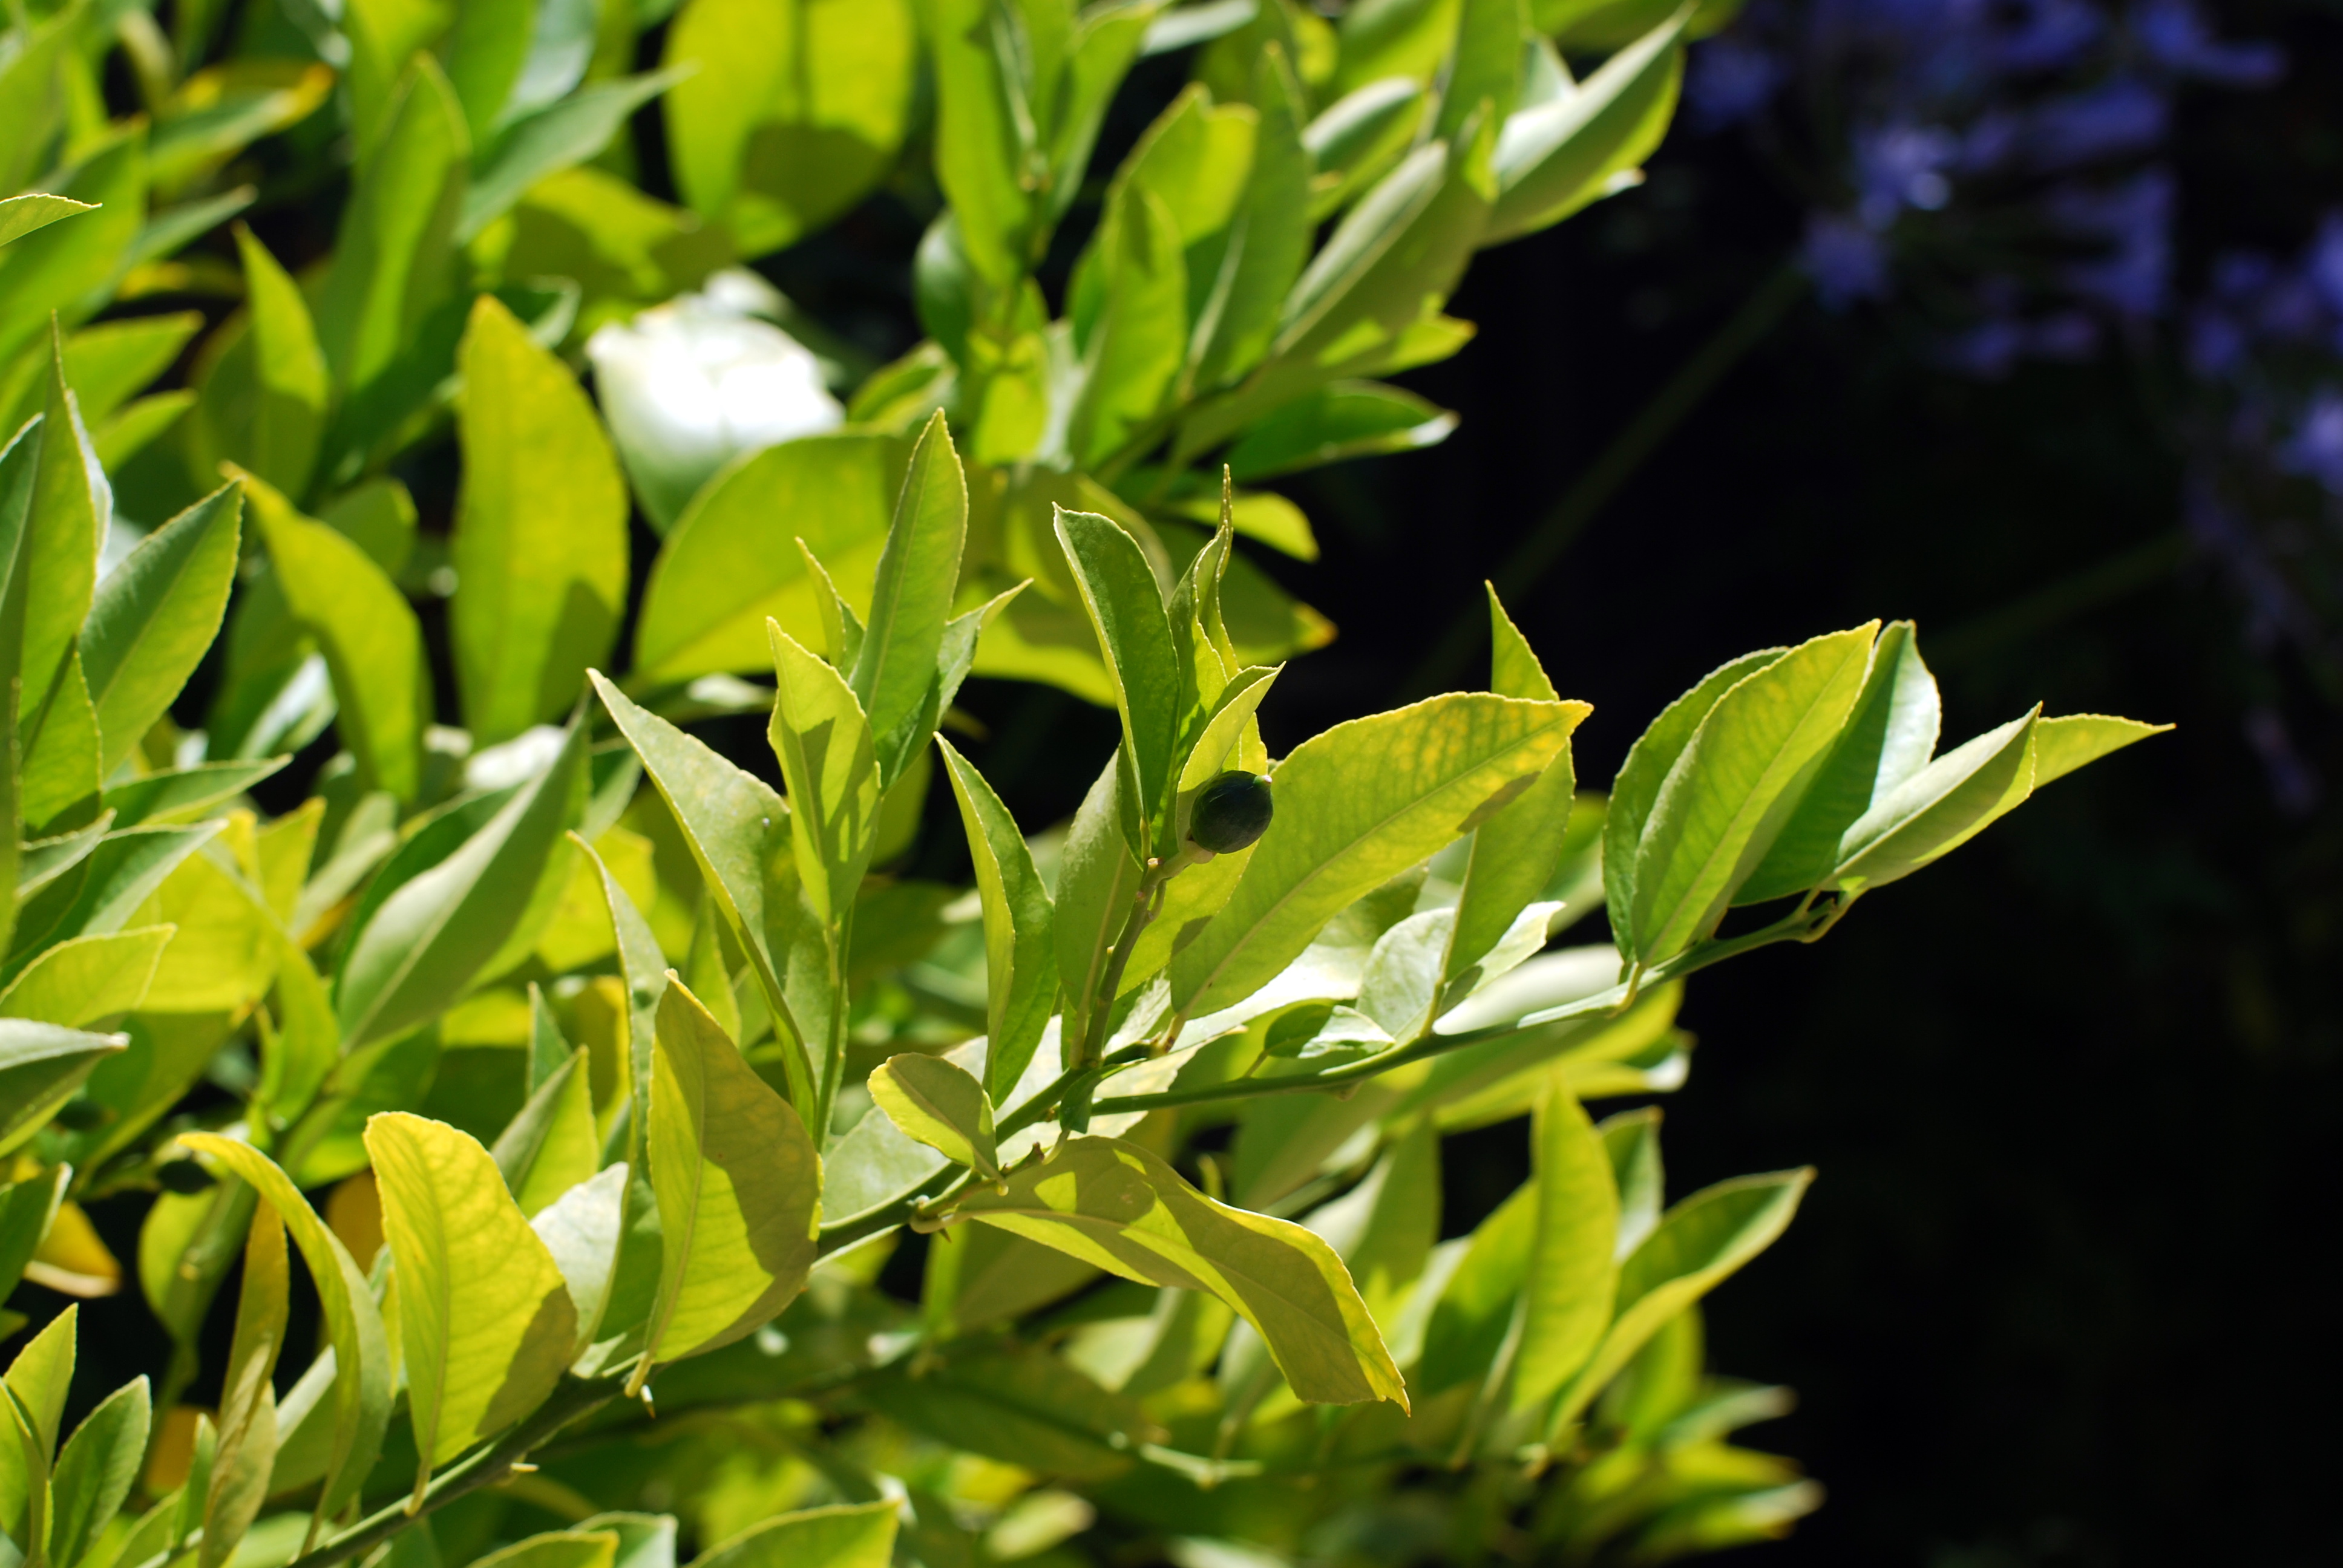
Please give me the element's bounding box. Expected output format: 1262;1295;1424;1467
8;0;2339;1561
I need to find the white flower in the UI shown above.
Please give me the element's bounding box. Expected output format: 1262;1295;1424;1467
585;270;844;532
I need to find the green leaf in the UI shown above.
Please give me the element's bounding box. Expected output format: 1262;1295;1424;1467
202;1204;285;1568
1600;1106;1665;1258
1276;116;1494;372
573;833;672;1145
955;1135;1406;1406
936;740;1058;1099
1055;510;1184;831
0;1169;66;1305
1417;1180;1535;1396
6;825;218;980
454;295;629;744
442;0;536;142
0;130;146;370
238;469;428;800
1438;0;1530;142
664;0;917;257
690;1501;899;1568
766;624;880;930
494;1047;602;1218
1602;648;1783;962
465;70;692;241
1224;381;1458;482
1170;693;1580;1019
1548;1168;1812;1435
851;412;967;786
175;1135;391;1529
0;927;172;1027
81;485;241;777
537;1165;641;1371
1444;594;1583;989
1509;1088;1617;1413
336;720;586;1049
590;675;811;1112
1193;45;1311;390
0;197;95;250
231;225;328;498
1827;710;2039;893
0;1028;122;1159
632;433;902;687
102;758;290;829
49;1376;148;1568
1046;1;1164;227
17;646;100;835
471;1530;620;1568
860;1339;1148;1478
1486;10;1686;243
364;1112;578;1492
2031;713;2169;787
22;334;108;732
1734;620;1936;905
1;313;204;437
638;979;819;1387
0;1304;74;1560
1070;189;1187;469
1051;754;1139;1060
316;54;468;405
922;0;1040;286
1627;624;1878;966
868;1053;998;1180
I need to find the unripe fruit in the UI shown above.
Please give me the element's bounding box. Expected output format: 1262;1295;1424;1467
156;1159;217;1195
1188;770;1274;854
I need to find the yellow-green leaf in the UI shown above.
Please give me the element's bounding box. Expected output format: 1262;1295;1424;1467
868;1053;997;1180
362;1113;577;1489
493;1047;601;1218
1509;1087;1617;1414
1627;624;1877;966
201;1203;286;1568
638;980;819;1388
631;431;902;687
936;739;1057;1099
765;622;879;926
454;295;629;745
0;927;172;1027
83;484;242;777
231;224;327;498
691;1501;899;1568
237;468;428;801
954;1136;1406;1408
47;1374;147;1568
1171;693;1583;1019
170;1136;390;1528
1548;1168;1812;1437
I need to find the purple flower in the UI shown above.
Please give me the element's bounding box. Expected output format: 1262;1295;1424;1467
1854;122;1960;224
2134;0;2285;87
1803;211;1894;307
1687;36;1787;129
1996;0;2104;73
2025;79;2168;169
2280;388;2343;494
2308;214;2343;318
2048;169;2174;316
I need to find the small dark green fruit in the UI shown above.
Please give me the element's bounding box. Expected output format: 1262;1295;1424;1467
156;1159;217;1195
1189;770;1274;854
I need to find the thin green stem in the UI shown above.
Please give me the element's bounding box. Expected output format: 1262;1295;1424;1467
281;1380;615;1568
1403;263;1807;701
1077;865;1168;1071
1086;904;1827;1117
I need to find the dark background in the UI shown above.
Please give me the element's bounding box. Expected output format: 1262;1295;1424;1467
1224;15;2343;1565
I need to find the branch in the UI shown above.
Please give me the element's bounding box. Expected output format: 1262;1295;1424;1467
283;1380;617;1568
1087;906;1827;1117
